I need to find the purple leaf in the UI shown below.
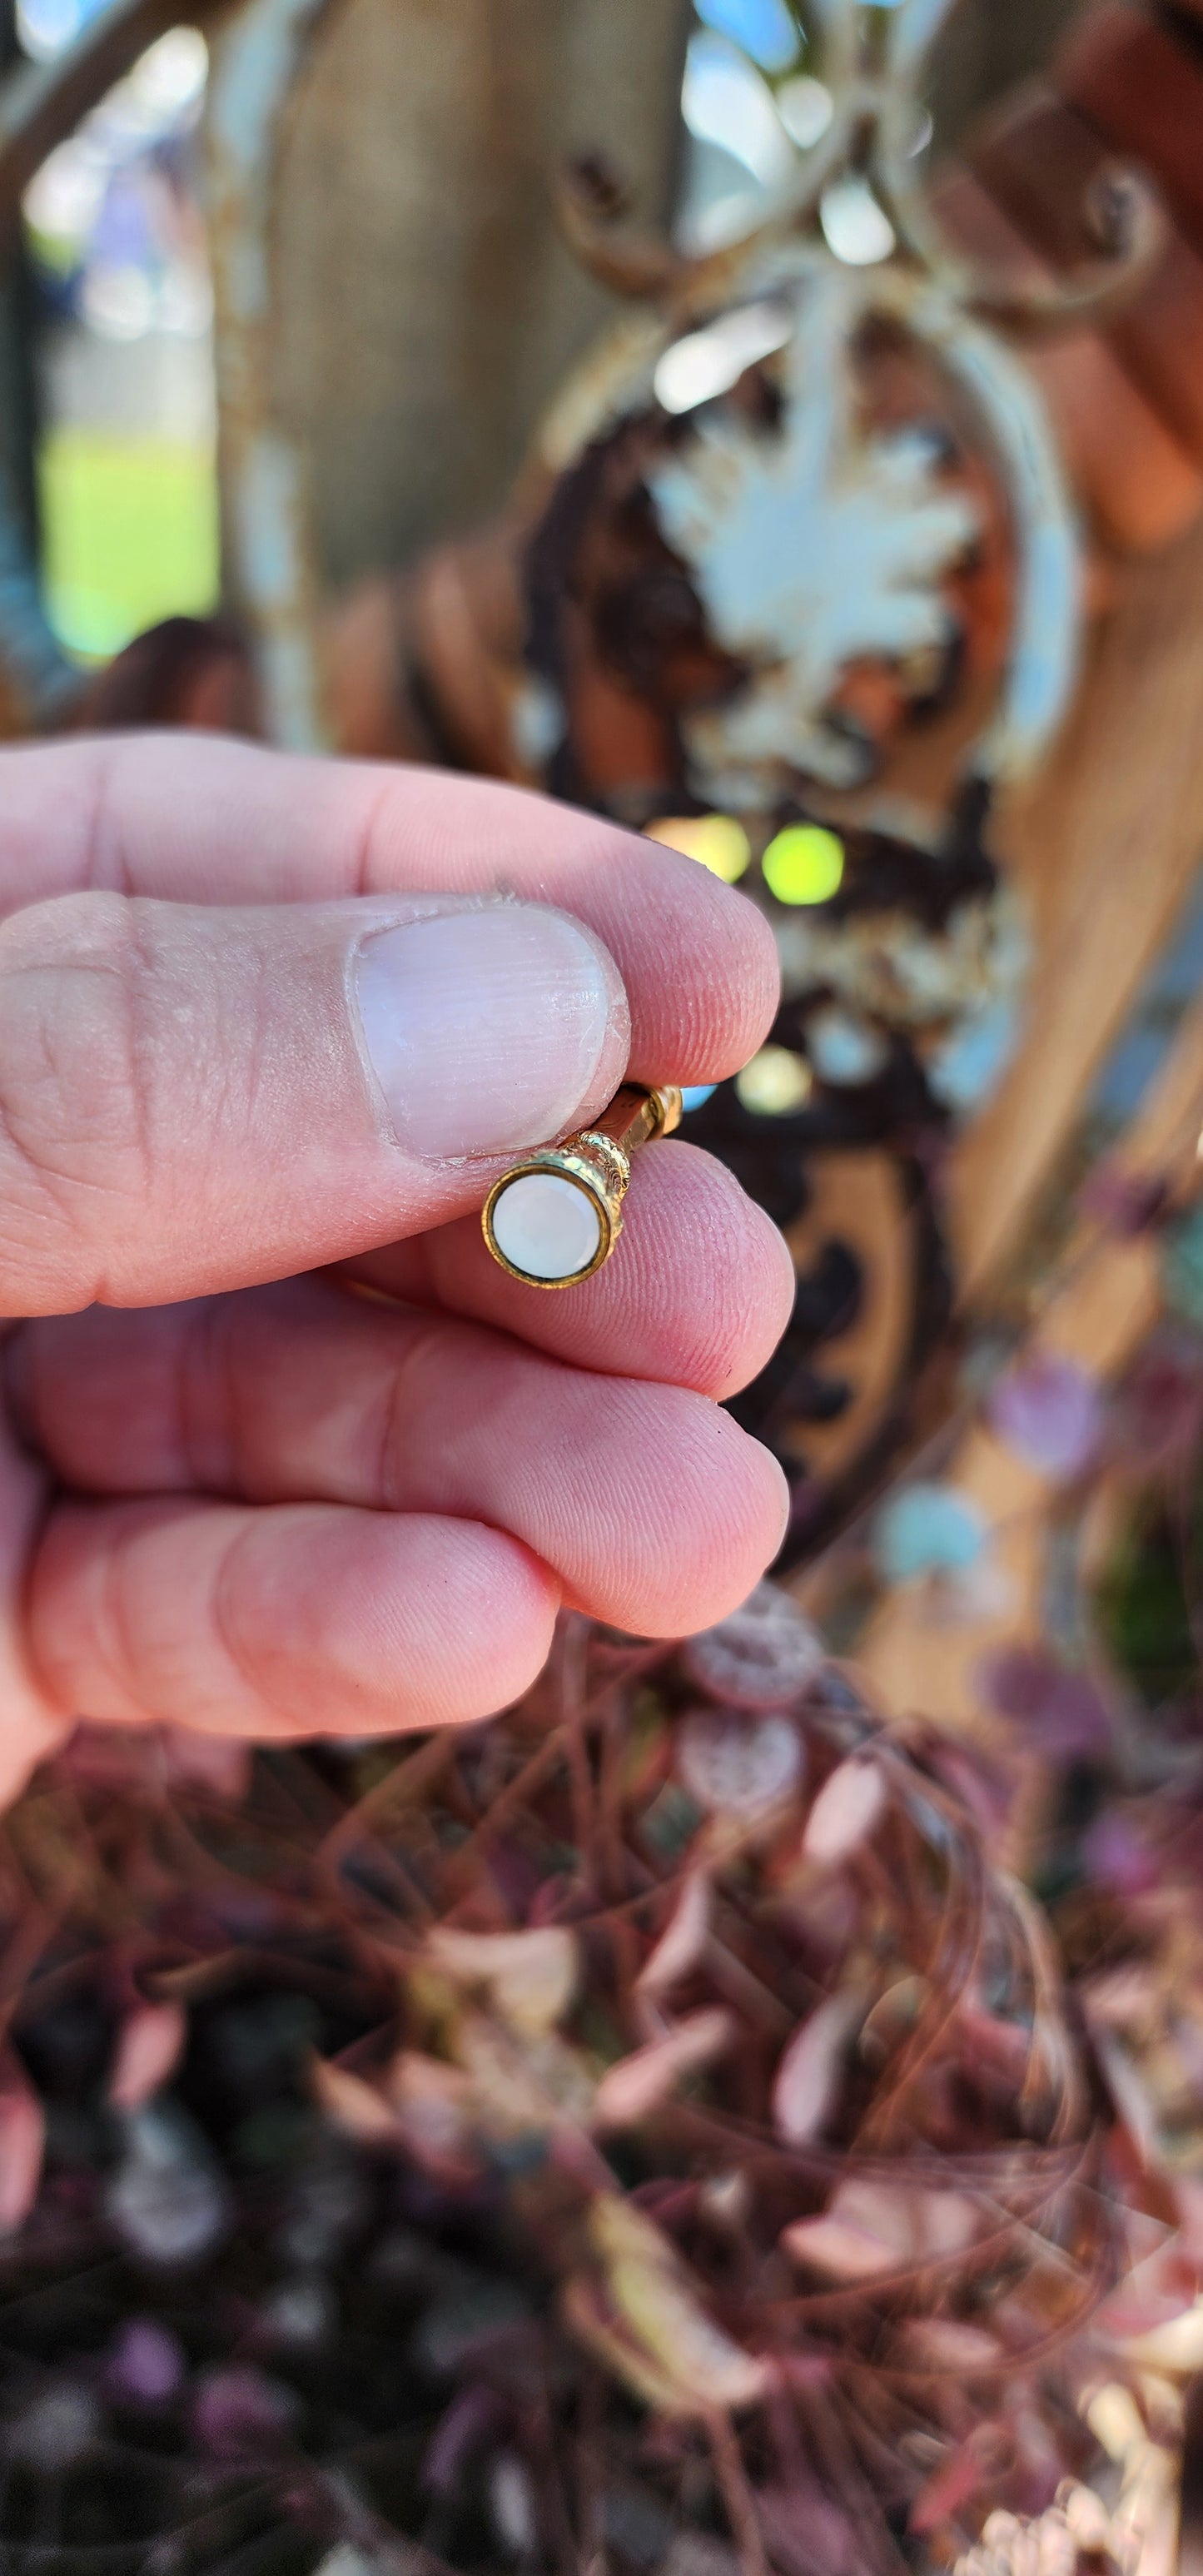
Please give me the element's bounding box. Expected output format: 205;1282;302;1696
803;1757;887;1866
773;1994;859;2143
977;1649;1111;1756
0;2055;45;2235
1081;1811;1161;1897
987;1355;1102;1479
193;2365;297;2458
108;2001;187;2112
421;2384;501;2494
680;1581;825;1708
677;1707;804;1816
107;2318;186;2404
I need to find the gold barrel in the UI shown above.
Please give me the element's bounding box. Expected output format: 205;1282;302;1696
481;1084;684;1288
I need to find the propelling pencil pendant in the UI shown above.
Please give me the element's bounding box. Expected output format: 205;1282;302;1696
482;1084;684;1288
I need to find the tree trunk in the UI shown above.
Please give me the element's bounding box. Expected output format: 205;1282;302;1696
262;0;688;592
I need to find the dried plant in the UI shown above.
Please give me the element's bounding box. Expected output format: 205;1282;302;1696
1;1540;1200;2576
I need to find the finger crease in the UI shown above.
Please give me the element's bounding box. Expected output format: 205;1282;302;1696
353;771;405;899
210;1519;308;1730
374;1329;434;1509
101;1514;156;1718
179;1301;238;1493
81;741;133;898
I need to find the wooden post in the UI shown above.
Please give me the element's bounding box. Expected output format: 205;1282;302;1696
928;0;1082;144
254;0;689;590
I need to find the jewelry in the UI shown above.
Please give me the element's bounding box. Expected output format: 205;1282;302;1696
482;1084;684;1287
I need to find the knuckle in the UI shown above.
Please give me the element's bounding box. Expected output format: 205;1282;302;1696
0;893;154;1310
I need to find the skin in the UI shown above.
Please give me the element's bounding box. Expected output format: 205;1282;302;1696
0;734;795;1799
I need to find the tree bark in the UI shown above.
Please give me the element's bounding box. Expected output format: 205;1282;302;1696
263;0;688;591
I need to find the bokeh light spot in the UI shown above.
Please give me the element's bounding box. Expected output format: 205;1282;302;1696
648;814;752;883
819;174;897;267
762;823;844;905
735;1046;813;1116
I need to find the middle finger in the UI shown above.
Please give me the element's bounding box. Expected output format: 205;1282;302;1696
11;1280;789;1635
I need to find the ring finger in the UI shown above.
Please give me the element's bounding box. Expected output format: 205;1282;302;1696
12;1278;789;1641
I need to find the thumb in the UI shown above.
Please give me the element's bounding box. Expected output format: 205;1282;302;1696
0;891;629;1315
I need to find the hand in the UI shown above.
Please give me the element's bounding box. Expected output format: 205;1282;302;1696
0;734;793;1798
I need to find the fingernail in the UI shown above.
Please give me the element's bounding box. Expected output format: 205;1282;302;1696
353;904;623;1160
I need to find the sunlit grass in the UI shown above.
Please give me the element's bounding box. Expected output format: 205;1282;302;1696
37;427;219;661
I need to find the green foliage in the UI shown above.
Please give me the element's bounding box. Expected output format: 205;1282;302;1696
37;426;219;660
1096;1505;1201;1709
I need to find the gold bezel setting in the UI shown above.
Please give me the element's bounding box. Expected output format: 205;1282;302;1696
481;1148;623;1288
481;1085;684;1288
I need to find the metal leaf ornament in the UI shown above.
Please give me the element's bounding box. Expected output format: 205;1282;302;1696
646;276;983;801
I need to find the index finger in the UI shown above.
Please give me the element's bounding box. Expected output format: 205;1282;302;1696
0;734;778;1083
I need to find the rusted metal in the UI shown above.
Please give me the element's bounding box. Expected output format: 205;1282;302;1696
787;0;1165;339
540;283;1081;808
206;0;341;750
556;0;1163;352
873;268;1082;786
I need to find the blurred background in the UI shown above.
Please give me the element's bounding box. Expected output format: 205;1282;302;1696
0;0;1072;673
